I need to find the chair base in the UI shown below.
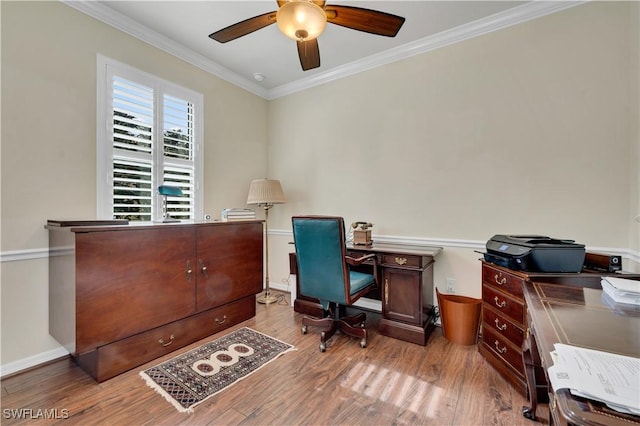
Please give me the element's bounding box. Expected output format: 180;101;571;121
301;308;367;352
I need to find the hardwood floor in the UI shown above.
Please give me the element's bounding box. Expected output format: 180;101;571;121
1;292;547;425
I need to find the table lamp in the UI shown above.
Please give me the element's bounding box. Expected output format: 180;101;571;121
247;179;286;304
158;185;183;223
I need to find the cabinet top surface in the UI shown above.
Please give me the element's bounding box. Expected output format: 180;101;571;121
347;242;442;257
46;219;263;233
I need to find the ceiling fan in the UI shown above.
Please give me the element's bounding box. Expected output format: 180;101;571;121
209;0;405;71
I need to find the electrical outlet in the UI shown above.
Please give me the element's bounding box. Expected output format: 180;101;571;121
446;278;455;293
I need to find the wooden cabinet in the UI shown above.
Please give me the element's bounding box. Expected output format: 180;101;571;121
377;251;436;345
480;262;551;397
48;220;263;382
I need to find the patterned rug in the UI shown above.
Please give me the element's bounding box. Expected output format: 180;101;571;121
140;327;295;413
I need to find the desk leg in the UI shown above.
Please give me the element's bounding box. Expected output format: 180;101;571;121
522;330;540;421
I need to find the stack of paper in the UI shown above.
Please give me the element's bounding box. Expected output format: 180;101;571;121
221;208;256;221
601;277;640;305
548;344;640;415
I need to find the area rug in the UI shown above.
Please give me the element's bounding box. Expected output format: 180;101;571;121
140;327;295;413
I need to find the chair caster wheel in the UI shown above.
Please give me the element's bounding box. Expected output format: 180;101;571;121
522;406;536;421
360;339;366;348
301;325;307;334
319;343;326;352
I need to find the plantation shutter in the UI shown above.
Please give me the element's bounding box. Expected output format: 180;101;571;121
161;94;195;220
112;76;154;221
99;57;203;222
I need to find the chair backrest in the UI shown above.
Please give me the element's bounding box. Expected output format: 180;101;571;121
292;216;350;308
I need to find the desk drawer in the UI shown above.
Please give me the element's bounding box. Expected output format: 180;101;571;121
482;326;524;376
482;284;524;324
483;305;525;346
380;254;423;269
482;264;524;299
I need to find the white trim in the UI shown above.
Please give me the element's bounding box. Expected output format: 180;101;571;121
2;236;639;265
269;1;585;99
61;0;583;100
0;248;51;262
62;1;269;99
270;228;640;264
0;347;69;378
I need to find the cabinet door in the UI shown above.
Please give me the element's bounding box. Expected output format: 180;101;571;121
196;222;263;311
75;227;196;353
383;268;422;325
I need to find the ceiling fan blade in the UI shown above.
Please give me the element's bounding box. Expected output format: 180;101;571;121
297;39;320;71
325;5;405;37
209;11;277;43
277;1;325;7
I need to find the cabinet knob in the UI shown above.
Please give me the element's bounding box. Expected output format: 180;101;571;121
199;259;208;278
394;257;408;266
494;296;506;308
494;274;506;286
215;315;228;325
186;261;192;281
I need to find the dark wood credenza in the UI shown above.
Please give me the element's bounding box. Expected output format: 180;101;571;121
47;220;263;381
479;260;638;399
292;243;443;345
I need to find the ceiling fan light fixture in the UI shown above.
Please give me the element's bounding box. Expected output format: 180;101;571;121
276;0;326;41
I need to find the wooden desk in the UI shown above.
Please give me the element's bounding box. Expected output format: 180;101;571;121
522;280;640;425
291;243;442;345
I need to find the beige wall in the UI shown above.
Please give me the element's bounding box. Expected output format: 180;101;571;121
1;1;268;368
266;1;640;298
1;1;639;373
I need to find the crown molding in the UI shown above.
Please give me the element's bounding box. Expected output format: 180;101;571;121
267;1;585;99
60;0;269;99
62;1;583;100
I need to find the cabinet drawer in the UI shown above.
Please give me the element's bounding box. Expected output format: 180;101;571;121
482;285;524;324
380;254;423;269
482;264;524;299
86;296;256;381
482;326;524;376
482;305;525;347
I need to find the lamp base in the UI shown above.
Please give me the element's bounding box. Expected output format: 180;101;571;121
256;292;279;305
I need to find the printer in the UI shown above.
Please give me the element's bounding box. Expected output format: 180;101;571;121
484;235;585;273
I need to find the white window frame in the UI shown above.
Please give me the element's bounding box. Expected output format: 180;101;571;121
97;55;203;222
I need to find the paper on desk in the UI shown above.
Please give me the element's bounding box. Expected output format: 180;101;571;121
602;277;640;296
548;343;640;415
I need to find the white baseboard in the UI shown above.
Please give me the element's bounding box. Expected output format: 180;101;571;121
1;346;69;378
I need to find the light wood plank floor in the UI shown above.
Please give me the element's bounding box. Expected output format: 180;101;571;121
1;292;547;425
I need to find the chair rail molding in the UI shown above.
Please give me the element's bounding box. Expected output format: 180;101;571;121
269;229;640;265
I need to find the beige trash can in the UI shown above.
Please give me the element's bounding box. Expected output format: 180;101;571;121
436;287;482;346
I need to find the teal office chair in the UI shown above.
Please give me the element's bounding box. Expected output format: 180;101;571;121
292;216;378;352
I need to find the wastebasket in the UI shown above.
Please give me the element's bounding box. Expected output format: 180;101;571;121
436;287;482;345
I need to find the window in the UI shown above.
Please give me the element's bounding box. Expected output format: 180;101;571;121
97;56;203;222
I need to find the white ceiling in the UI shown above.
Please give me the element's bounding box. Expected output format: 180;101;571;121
65;1;581;99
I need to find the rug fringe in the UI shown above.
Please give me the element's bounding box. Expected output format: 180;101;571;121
139;371;194;414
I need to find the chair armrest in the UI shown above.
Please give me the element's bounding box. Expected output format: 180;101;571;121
345;253;376;266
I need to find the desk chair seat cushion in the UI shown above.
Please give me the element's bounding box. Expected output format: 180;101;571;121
349;271;376;295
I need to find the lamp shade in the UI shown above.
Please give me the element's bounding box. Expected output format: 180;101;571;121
276;0;327;41
247;179;286;205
